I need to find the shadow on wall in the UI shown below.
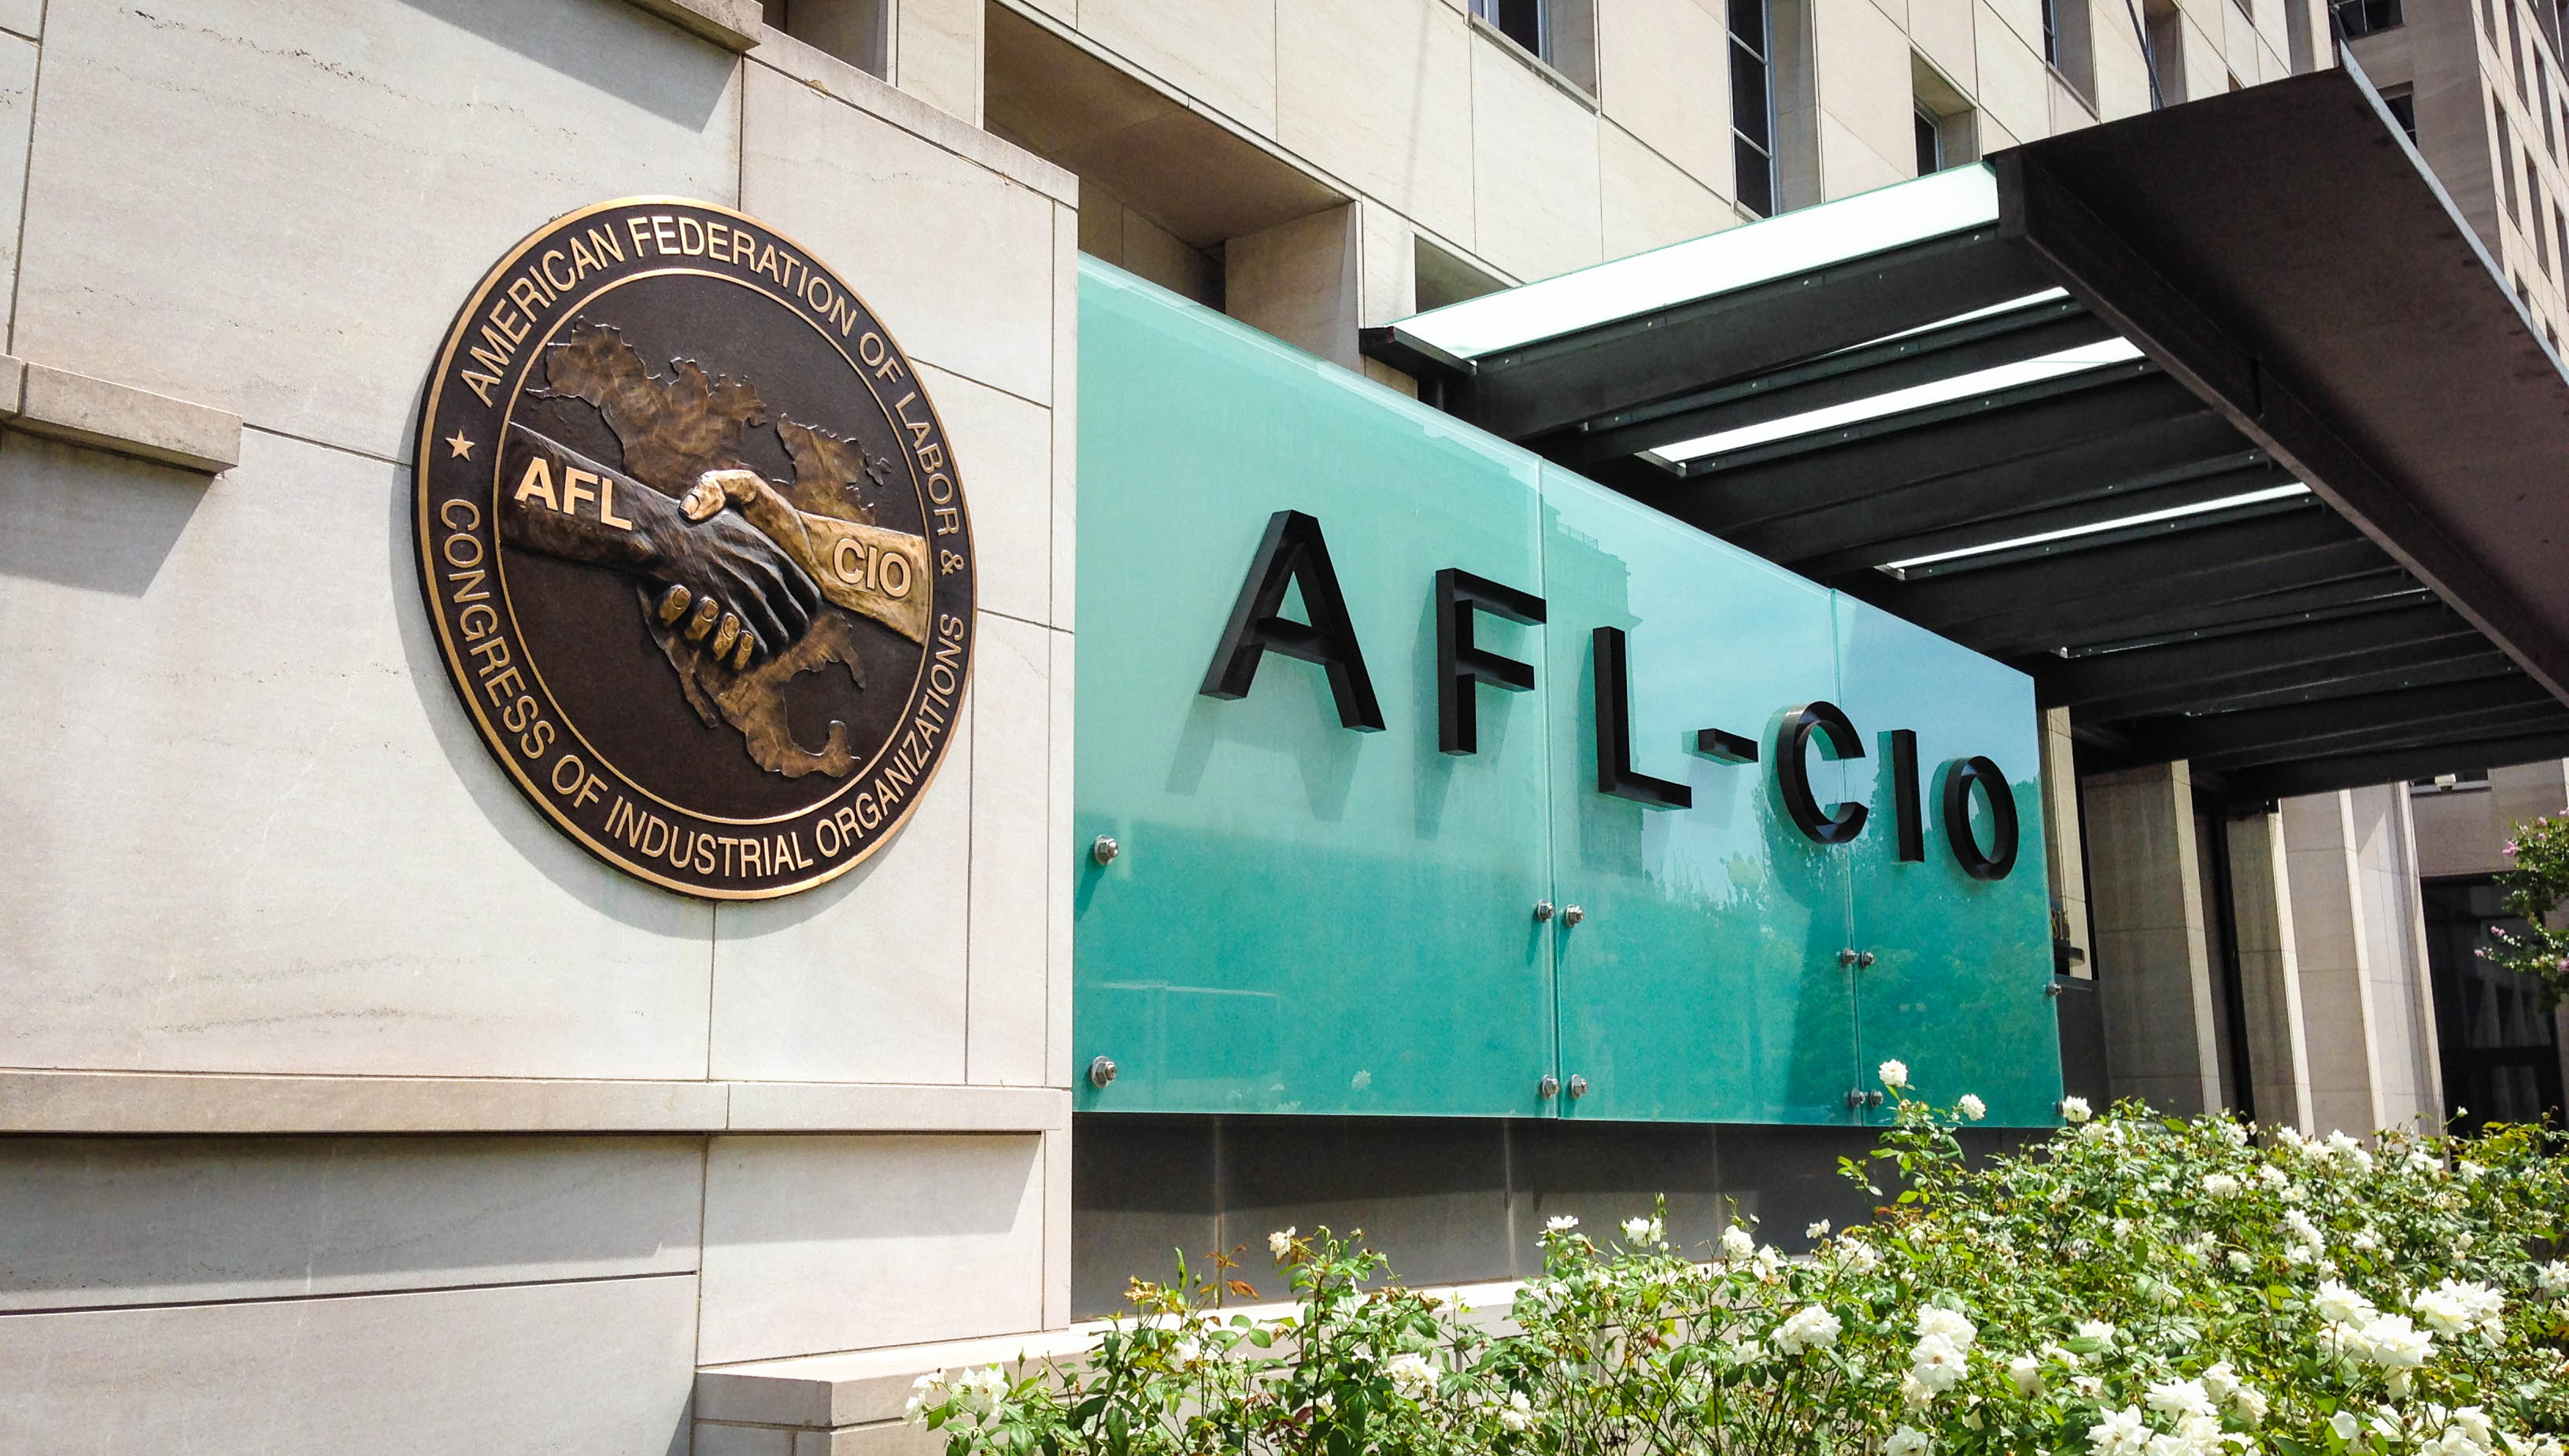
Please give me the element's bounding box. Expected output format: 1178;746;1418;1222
390;0;736;131
1070;1114;2044;1318
0;434;204;597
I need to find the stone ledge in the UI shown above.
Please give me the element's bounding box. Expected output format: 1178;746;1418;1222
748;27;1078;208
620;0;762;50
0;1070;1069;1135
0;358;242;473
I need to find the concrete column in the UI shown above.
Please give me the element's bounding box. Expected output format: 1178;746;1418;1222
2082;761;2224;1114
2281;786;2448;1135
1225;204;1362;370
2225;809;2316;1132
895;0;983;124
2039;707;2093;978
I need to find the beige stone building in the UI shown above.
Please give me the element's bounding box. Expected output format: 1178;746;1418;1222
1;0;2562;1450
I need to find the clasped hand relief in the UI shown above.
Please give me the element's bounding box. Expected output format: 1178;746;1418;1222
497;425;822;670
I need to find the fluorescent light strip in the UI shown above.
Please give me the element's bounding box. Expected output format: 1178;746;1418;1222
1880;484;2315;572
1394;165;2002;360
1654;338;2146;464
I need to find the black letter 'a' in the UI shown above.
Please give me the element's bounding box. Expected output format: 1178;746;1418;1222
1593;626;1691;809
1200;510;1384;731
1436;568;1545;756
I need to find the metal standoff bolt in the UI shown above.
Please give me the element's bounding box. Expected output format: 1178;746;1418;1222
1538;1074;1561;1099
1846;1088;1867;1110
1866;1090;1885;1108
1565;1074;1590;1099
1532;900;1555;922
1087;1055;1118;1088
1855;951;1876;968
1561;905;1585;926
1838;948;1859;967
1091;834;1119;866
2044;982;2066;997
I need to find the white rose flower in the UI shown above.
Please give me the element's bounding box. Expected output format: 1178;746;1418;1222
2316;1280;2378;1325
1917;1306;1979;1348
2415;1284;2477;1335
1776;1303;1844;1355
2408;1150;2444;1176
1499;1390;1534;1432
2538;1260;2569;1296
1384;1351;1436;1399
1720;1224;1757;1262
2255;1165;2289;1190
2227;1251;2255;1273
1546;1214;1580;1232
2089;1406;2150;1456
2352;1228;2381;1251
2231;1384;2269;1424
1836;1236;1883;1276
2060;1096;2094;1123
1957;1093;1987;1122
2457;1159;2488;1181
1887;1425;1932;1456
2416;1278;2505;1335
2072;1374;2106;1399
2201;1172;2241;1198
1901;1373;1935;1410
1269;1226;1296;1258
2198;1362;2240;1401
1808;1219;1832;1240
1911;1335;1970;1394
2331;1412;2364;1441
2009;1354;2043;1396
2076;1320;2117;1348
1880;1059;1911;1089
2356;1314;2436;1370
1621;1214;1665;1247
2146;1379;2215;1420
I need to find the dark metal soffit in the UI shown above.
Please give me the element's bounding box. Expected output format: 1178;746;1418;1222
1362;61;2569;806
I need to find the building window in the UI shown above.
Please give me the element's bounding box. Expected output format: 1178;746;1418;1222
2384;83;2419;139
1731;0;1779;217
2042;0;2062;63
2501;102;2523;223
2144;0;2186;106
1916;109;1943;175
2539;168;2556;275
2422;878;2563;1133
2543;56;2557;156
1473;0;1547;56
2512;2;2530;103
761;0;889;78
2334;0;2403;33
2043;0;2098;102
2553;201;2566;276
2483;0;2501;46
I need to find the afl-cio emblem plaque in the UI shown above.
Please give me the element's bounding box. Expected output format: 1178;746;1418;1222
414;200;975;899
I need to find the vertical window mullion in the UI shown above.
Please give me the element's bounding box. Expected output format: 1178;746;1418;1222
1728;0;1778;217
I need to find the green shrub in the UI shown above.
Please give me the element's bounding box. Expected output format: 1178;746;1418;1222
911;1069;2569;1456
2486;814;2569;1007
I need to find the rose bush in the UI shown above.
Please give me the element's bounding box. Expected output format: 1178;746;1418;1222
2485;813;2569;1007
912;1066;2569;1456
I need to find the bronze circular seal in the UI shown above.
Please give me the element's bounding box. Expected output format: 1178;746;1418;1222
413;199;976;899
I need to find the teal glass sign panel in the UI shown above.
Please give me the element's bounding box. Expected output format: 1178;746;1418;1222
1540;469;1857;1124
1072;258;1558;1117
1833;596;2062;1125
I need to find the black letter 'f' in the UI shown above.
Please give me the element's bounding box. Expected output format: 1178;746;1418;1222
1436;568;1545;756
1200;510;1384;731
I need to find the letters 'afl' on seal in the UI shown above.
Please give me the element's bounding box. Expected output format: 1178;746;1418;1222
412;199;977;900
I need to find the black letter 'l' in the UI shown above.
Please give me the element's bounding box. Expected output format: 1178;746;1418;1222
1593;626;1691;809
1200;510;1384;731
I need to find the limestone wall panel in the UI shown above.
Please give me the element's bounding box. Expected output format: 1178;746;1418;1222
0;1273;699;1454
697;1133;1046;1364
13;0;742;464
1277;0;1477;250
0;429;717;1078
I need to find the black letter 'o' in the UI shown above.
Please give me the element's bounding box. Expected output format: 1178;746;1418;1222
1940;756;2018;881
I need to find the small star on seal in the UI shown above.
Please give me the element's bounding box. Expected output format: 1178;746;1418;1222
445;431;476;460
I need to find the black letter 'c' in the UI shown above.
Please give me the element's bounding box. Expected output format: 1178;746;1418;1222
1941;756;2019;881
1200;510;1384;731
1776;701;1868;844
